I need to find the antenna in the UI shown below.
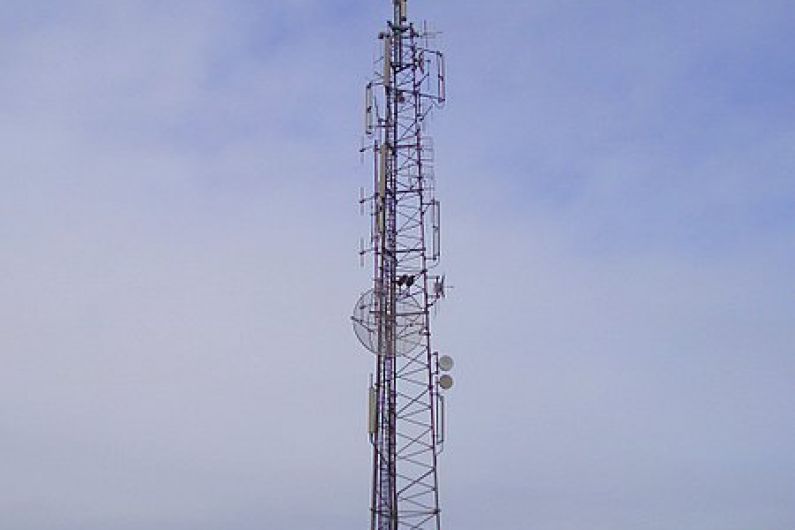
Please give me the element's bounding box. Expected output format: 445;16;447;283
352;2;454;529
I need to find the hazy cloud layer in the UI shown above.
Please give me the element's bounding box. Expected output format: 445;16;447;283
1;1;793;529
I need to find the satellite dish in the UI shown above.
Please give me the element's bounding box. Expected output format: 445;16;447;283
438;374;454;390
438;355;454;372
352;289;425;356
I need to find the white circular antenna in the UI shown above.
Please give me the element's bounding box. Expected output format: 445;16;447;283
438;355;454;372
352;289;425;356
438;374;454;390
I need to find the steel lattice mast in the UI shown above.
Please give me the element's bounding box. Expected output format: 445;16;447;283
352;2;453;530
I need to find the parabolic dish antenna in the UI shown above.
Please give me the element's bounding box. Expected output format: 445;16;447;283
438;355;454;372
352;289;425;356
438;374;454;390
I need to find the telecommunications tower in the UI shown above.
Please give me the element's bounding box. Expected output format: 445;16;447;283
351;1;454;529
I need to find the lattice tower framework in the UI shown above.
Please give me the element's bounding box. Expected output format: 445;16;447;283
351;2;452;530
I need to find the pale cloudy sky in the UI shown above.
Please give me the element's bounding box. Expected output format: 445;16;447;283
1;1;793;529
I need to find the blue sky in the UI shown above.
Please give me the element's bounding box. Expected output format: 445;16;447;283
0;1;793;529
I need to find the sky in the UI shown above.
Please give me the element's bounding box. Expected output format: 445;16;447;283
1;1;793;529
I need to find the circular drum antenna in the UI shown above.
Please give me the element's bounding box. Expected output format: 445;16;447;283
438;374;454;390
352;289;425;356
438;355;454;372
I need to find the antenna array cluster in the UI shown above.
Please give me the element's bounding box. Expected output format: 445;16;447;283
351;2;454;529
